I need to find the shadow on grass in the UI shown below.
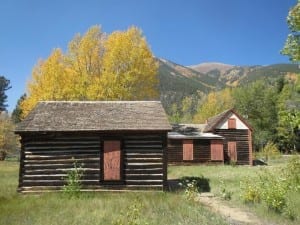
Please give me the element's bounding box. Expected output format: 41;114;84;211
167;176;210;192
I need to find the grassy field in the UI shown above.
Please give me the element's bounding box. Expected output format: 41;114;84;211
1;157;299;225
169;156;300;225
0;161;228;225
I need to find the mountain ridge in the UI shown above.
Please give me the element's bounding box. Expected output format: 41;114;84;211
188;62;234;75
157;58;300;113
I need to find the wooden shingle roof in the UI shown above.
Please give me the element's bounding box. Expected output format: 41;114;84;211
15;101;172;132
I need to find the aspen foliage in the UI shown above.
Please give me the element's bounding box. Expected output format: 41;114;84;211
20;49;69;115
92;26;158;100
21;25;158;118
193;88;234;123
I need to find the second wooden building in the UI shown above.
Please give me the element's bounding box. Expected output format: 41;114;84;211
168;109;253;165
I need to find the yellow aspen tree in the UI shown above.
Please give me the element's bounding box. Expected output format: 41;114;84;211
98;26;159;100
21;25;159;118
21;27;105;117
67;25;105;76
193;88;234;123
21;49;70;117
67;25;105;99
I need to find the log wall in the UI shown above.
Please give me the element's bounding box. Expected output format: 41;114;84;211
168;139;182;163
123;135;165;190
214;129;251;165
168;139;212;163
18;132;167;193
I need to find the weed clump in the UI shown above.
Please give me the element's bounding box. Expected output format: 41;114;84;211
63;160;83;198
113;197;147;225
179;176;210;200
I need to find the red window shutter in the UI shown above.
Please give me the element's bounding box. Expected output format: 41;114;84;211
228;118;236;129
211;140;224;161
183;140;193;160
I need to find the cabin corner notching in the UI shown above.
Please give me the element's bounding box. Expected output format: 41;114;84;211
168;109;253;165
15;101;171;193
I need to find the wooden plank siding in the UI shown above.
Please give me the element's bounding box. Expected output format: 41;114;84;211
214;129;250;165
194;140;211;163
168;139;211;163
168;139;182;163
18;132;167;193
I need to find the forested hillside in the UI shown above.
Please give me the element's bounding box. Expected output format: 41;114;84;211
158;58;300;115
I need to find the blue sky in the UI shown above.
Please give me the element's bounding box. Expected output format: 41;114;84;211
0;0;297;112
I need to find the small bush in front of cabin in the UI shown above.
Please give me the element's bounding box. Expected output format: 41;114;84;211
63;160;83;198
179;176;210;200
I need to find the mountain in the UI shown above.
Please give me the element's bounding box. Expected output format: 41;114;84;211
158;58;300;113
157;59;224;114
188;62;234;75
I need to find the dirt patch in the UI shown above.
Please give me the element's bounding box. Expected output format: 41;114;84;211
196;193;271;225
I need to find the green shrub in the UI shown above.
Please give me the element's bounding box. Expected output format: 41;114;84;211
184;180;199;200
240;158;300;217
260;173;287;212
179;176;210;200
284;156;300;191
63;161;83;198
240;177;261;203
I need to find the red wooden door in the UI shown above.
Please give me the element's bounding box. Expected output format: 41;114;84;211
228;141;237;161
183;140;193;161
103;141;121;181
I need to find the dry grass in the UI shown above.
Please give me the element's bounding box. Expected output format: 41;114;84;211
0;161;228;225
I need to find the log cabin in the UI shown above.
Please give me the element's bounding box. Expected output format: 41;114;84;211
15;101;171;193
168;109;253;165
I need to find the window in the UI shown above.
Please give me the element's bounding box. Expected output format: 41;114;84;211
228;118;236;129
210;140;224;161
183;140;193;160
